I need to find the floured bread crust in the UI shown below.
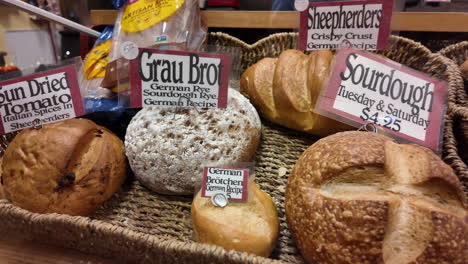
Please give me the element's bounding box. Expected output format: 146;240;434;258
286;131;467;264
125;89;261;195
2;119;127;216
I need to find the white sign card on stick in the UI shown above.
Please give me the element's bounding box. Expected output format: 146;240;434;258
0;61;86;134
298;0;394;51
128;48;232;109
315;48;448;152
201;167;249;203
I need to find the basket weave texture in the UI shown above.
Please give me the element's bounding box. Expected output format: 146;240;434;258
439;42;468;193
0;33;465;263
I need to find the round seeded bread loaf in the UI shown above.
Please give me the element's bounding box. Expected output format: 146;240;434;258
125;89;261;195
2;119;127;216
286;131;467;264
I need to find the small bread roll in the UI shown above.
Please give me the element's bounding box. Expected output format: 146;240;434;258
191;180;279;257
2;119;127;216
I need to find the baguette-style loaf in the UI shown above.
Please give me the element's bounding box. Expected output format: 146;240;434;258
241;50;350;136
286;131;467;264
191;180;279;257
2;119;127;216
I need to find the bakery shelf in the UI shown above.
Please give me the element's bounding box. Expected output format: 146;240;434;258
90;10;468;32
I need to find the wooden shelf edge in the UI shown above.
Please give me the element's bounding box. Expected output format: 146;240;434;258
90;10;468;32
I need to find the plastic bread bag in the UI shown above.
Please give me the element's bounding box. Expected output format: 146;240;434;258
82;26;115;102
112;0;127;9
108;0;207;61
103;0;207;95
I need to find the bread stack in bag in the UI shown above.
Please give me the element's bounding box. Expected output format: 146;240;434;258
286;131;467;264
109;0;206;61
241;50;350;136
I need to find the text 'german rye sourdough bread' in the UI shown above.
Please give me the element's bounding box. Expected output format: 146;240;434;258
285;131;467;264
241;50;350;136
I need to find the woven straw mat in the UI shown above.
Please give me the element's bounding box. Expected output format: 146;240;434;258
439;42;468;188
0;33;465;264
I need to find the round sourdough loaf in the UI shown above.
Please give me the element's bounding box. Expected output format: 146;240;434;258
286;131;467;264
191;180;279;257
2;119;127;216
125;89;261;195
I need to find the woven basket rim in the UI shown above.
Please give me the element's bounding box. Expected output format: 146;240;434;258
438;41;468;64
0;32;466;264
0;200;280;263
209;31;297;50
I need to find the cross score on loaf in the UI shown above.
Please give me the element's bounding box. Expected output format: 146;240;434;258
286;131;467;264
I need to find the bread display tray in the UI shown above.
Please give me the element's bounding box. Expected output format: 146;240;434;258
0;33;465;264
439;41;468;192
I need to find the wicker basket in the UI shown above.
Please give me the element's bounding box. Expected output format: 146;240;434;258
0;33;465;264
438;42;468;193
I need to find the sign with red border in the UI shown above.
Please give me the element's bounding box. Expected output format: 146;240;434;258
129;48;231;109
299;0;393;51
316;48;448;152
201;167;249;202
0;65;85;135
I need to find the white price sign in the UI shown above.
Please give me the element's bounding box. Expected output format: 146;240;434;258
129;49;231;109
201;167;249;202
298;0;393;51
316;48;448;151
0;65;85;134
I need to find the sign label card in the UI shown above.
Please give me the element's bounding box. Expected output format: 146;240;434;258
201;167;249;202
0;65;85;134
299;0;393;51
129;49;231;109
317;48;448;151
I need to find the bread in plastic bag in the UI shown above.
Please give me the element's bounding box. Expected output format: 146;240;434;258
108;0;207;61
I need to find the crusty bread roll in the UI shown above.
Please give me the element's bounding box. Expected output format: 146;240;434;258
191;180;279;257
286;131;467;264
2;119;127;216
125;89;261;195
241;50;350;136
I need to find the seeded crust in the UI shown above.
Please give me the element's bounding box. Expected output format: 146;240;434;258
2;119;127;216
125;89;261;195
285;131;467;264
